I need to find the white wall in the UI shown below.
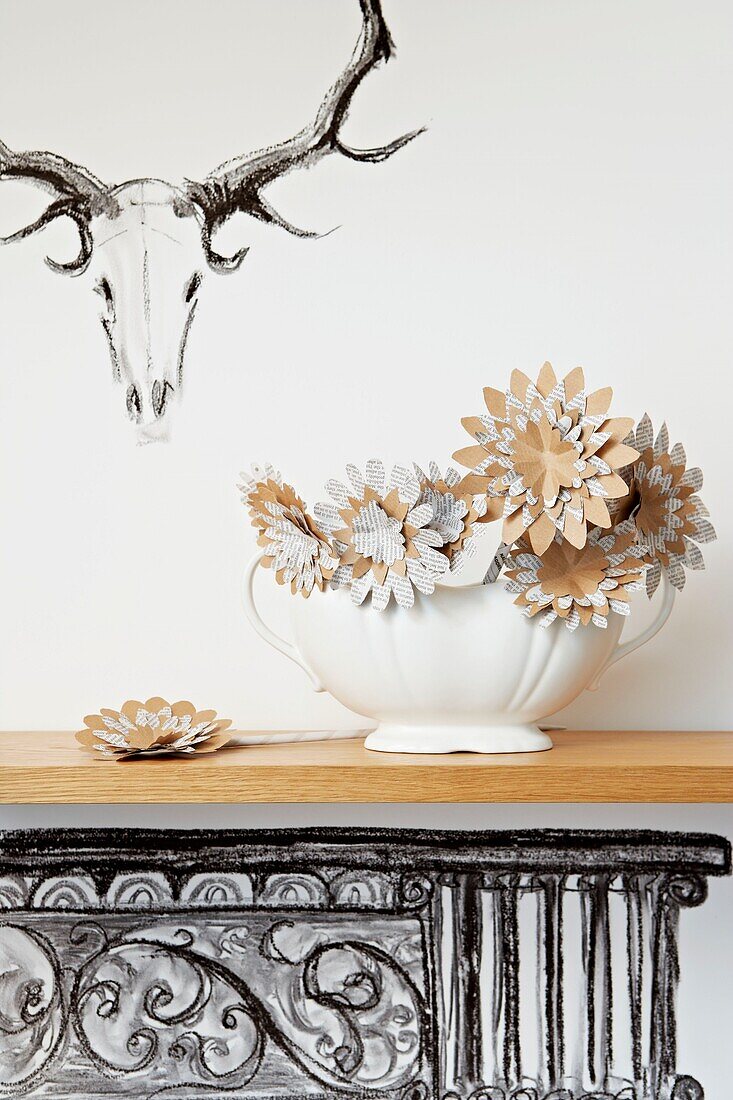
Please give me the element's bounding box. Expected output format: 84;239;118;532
1;0;731;731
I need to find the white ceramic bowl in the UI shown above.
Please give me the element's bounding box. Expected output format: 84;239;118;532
243;553;674;754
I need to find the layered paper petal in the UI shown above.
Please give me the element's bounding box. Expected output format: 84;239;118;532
453;362;639;554
77;698;233;760
241;464;338;597
316;462;448;610
504;520;648;631
612;418;716;597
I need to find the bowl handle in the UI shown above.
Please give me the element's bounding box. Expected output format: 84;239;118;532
587;569;676;691
242;550;325;692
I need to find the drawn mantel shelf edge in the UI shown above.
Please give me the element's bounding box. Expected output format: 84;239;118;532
0;828;728;1100
0;730;731;802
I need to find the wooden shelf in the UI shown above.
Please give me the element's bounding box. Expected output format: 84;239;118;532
0;730;731;804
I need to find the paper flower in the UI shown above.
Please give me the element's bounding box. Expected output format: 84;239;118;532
314;460;448;610
453;362;639;555
504;519;648;630
238;461;282;507
613;415;716;597
413;462;487;573
241;464;338;597
76;698;233;760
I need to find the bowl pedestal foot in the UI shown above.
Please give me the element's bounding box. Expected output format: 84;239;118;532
363;723;554;755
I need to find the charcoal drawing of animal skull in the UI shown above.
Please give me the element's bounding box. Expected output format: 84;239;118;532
0;0;422;442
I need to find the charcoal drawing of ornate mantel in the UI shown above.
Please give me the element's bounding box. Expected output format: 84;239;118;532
0;828;729;1100
0;0;421;442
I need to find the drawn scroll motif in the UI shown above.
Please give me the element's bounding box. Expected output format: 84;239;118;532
0;925;66;1092
399;874;434;910
71;932;262;1088
260;920;425;1090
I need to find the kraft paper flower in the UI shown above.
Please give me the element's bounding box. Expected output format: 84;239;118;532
612;415;716;598
453;362;639;555
76;698;233;760
314;460;448;610
241;464;338;597
413;462;487;573
238;462;282;511
504;519;648;630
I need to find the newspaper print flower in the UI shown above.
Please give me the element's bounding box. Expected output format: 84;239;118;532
612;415;716;597
241;464;338;597
76;698;233;759
453;362;639;555
314;460;448;610
504;519;648;630
413;462;487;574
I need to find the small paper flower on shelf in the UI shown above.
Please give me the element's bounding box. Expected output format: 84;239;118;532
314;460;448;610
76;698;233;760
612;415;716;598
504;519;648;630
241;464;338;597
413;462;487;573
453;362;639;555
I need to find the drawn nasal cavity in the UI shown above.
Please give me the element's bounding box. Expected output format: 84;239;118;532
126;384;142;422
151;379;174;419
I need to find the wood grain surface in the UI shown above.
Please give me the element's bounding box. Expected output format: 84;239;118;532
0;730;731;803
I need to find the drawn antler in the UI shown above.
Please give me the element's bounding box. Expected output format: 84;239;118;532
0;140;117;274
0;0;420;276
185;0;424;270
0;0;421;437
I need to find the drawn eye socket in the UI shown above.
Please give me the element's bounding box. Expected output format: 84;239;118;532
95;277;114;312
184;272;202;304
